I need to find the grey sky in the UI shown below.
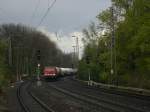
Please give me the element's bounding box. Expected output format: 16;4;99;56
0;0;111;34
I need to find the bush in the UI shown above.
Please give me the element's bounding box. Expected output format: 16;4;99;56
99;72;109;83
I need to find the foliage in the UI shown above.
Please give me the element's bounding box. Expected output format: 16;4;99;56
0;40;11;89
78;0;150;89
0;24;72;86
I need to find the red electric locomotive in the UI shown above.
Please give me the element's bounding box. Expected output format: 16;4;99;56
43;67;60;78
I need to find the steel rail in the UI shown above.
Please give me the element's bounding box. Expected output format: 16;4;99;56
27;90;55;112
17;81;55;112
48;84;148;112
48;84;118;112
65;78;150;112
17;82;31;112
57;85;147;112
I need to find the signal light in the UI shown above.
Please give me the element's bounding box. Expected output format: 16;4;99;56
37;50;41;60
37;55;40;60
85;56;90;64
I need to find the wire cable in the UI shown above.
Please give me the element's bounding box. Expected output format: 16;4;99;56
30;0;41;23
37;0;56;27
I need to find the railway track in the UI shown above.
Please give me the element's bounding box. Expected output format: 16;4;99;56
51;84;147;112
46;78;150;112
48;84;118;112
16;79;150;112
17;81;55;112
67;78;150;111
17;82;31;112
71;78;150;102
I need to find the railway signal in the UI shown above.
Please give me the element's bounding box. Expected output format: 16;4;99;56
37;50;41;60
85;55;92;85
36;50;42;86
85;56;90;64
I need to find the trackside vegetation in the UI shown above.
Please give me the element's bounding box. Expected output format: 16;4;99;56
0;24;72;91
78;0;150;89
0;40;11;92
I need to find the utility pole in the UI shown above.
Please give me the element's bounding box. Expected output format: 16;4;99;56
110;7;114;84
8;37;12;66
59;51;62;67
72;45;76;68
26;57;29;76
72;36;79;64
15;47;20;82
110;6;117;84
76;37;79;60
16;49;19;81
15;46;22;82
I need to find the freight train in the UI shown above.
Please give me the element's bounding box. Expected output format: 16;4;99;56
43;66;77;79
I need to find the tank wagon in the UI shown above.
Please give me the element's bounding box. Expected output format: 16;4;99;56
60;68;77;76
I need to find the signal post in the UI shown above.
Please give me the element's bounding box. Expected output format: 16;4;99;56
36;50;42;86
86;55;92;86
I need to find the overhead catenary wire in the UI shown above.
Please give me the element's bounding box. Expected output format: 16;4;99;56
30;0;41;23
37;0;56;27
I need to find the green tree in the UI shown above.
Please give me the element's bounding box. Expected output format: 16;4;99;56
0;23;73;83
78;0;150;89
0;40;11;90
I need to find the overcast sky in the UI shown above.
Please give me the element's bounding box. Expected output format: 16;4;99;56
0;0;111;56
